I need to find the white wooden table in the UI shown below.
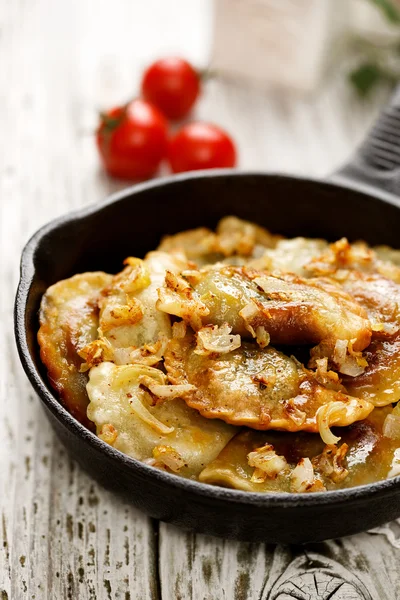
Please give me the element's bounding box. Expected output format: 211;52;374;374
1;1;400;598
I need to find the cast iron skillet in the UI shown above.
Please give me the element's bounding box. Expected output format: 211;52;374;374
14;91;400;544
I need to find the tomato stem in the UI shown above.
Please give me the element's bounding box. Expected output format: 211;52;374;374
199;66;218;82
99;112;121;130
99;103;129;133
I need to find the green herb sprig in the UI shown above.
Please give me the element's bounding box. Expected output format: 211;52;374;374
349;0;400;97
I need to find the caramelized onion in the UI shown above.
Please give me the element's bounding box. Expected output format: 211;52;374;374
316;398;372;444
156;271;209;330
383;414;400;440
152;445;186;472
128;396;174;435
290;458;326;493
139;376;195;400
195;323;241;355
247;444;288;482
388;449;400;478
332;339;367;377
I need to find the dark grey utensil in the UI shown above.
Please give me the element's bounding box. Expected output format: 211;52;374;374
14;90;400;543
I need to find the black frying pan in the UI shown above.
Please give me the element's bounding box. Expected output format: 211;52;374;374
14;91;400;543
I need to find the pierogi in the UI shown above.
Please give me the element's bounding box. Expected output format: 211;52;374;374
38;217;400;492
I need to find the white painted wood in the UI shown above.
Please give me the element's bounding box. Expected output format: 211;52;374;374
1;1;399;599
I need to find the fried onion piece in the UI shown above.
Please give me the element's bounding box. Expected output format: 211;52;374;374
195;323;241;356
307;237;400;283
247;444;288;482
156;270;209;330
86;362;236;477
312;443;349;483
316;398;373;444
188;266;372;351
38;272;112;427
199;431;296;492
290;458;326;492
164;333;373;431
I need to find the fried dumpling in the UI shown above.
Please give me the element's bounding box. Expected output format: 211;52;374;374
38;272;112;427
249;237;328;276
344;334;400;407
199;407;396;493
341;272;400;336
86;361;236;477
164;333;373;432
374;245;400;269
213;215;281;256
157;216;280;266
158;266;372;352
158;226;218;263
335;272;400;407
80;251;189;368
200;430;327;493
100;251;188;348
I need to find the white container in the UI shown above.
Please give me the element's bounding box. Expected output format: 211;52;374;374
211;0;347;93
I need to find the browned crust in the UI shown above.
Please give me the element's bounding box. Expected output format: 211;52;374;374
38;272;112;428
164;334;371;431
193;266;372;351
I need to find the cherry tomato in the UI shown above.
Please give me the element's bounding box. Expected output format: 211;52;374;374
96;99;168;180
167;122;237;173
141;57;201;120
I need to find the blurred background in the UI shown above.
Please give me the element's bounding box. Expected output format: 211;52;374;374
3;0;400;211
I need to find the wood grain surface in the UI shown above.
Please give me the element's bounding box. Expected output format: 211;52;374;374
1;1;399;598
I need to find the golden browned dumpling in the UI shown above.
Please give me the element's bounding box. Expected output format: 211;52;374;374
158;227;220;265
249;237;328;275
329;272;400;407
199;407;398;493
344;334;400;406
86;361;236;477
157;216;281;266
213;215;281;256
158;265;372;353
341;272;400;336
38;272;112;427
79;251;189;369
99;251;188;351
165;333;373;432
303;244;400;408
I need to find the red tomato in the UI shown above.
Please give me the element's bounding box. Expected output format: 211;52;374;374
96;99;168;180
141;57;201;120
167;122;237;173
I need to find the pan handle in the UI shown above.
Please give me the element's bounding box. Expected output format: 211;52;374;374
330;86;400;196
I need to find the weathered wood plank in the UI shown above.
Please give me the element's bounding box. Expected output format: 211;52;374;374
158;528;400;600
0;1;181;597
158;524;273;600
